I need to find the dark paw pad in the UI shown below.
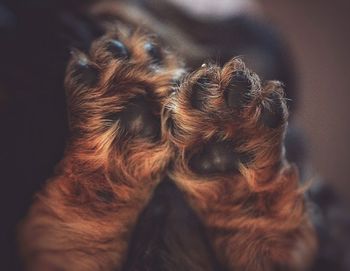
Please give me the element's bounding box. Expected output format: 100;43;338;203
72;58;99;86
239;151;255;165
189;141;240;175
118;97;160;139
225;71;252;109
96;190;115;203
190;76;211;110
107;40;130;59
144;42;163;64
260;93;285;129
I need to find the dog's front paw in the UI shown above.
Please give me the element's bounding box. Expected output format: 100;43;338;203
165;58;287;186
164;58;316;271
18;30;185;271
64;30;183;181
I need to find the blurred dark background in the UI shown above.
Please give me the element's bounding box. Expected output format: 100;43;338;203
0;0;349;270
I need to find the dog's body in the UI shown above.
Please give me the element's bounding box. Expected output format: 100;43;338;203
8;1;317;270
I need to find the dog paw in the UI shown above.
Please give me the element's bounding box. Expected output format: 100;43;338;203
165;58;288;188
164;58;315;271
64;30;183;179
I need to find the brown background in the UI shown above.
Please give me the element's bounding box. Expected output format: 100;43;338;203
260;0;350;199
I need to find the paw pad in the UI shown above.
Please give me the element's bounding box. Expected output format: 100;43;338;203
96;190;115;203
107;40;130;59
260;93;285;129
189;142;240;175
72;58;99;86
118;97;160;139
224;71;252;109
144;42;163;64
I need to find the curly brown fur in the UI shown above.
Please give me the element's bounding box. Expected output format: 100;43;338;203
18;32;318;270
164;58;317;271
16;7;318;270
18;28;183;271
